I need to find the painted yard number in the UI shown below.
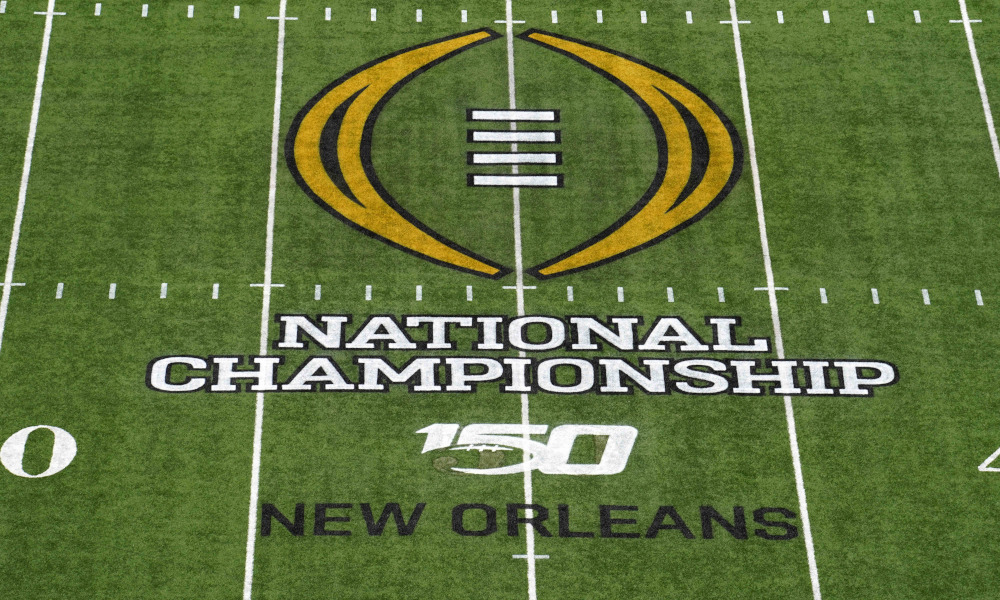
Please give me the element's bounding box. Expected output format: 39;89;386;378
0;425;77;478
979;446;1000;472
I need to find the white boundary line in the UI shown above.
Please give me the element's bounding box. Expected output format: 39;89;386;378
955;0;1000;178
243;1;288;598
502;1;538;598
0;0;59;358
726;2;822;598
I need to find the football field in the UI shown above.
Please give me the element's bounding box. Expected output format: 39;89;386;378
1;1;999;598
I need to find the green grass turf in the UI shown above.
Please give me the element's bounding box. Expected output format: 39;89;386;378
0;1;999;598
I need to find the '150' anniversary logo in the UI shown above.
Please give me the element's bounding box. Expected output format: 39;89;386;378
285;29;743;279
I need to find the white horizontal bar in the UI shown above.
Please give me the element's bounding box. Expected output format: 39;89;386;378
469;110;557;121
470;130;558;143
470;175;561;187
470;153;559;164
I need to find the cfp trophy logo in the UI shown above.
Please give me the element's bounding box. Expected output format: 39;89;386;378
285;30;743;279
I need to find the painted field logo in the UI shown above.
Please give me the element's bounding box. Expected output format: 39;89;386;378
417;423;638;476
285;29;743;278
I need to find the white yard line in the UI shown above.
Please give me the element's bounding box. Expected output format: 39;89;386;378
0;0;60;358
243;1;288;598
502;1;538;597
955;0;1000;178
726;2;821;598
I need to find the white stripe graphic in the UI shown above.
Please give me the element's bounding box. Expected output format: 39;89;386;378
470;109;556;121
243;1;287;598
0;0;58;358
471;153;558;164
471;130;557;143
470;174;560;187
728;2;821;598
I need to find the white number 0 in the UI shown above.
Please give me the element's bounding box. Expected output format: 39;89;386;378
0;425;77;478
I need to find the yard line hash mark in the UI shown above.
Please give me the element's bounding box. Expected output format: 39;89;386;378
416;9;422;22
566;286;574;301
777;11;784;24
617;286;625;303
94;3;101;16
954;0;1000;178
551;10;557;23
108;283;117;299
640;10;647;24
686;10;693;24
867;10;874;23
922;289;930;305
727;2;822;597
466;285;473;301
820;288;828;304
234;5;240;18
365;284;372;301
0;2;6;14
462;9;467;23
213;283;219;300
596;9;603;23
56;282;63;299
667;287;674;303
976;289;984;305
823;10;830;23
142;4;147;17
325;7;331;21
0;0;61;358
914;10;921;23
187;4;193;18
871;288;880;304
160;282;168;299
717;286;726;303
314;284;321;301
371;8;376;21
243;1;288;598
415;285;423;301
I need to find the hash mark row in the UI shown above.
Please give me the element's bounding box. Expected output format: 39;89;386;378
6;282;989;306
0;4;973;26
